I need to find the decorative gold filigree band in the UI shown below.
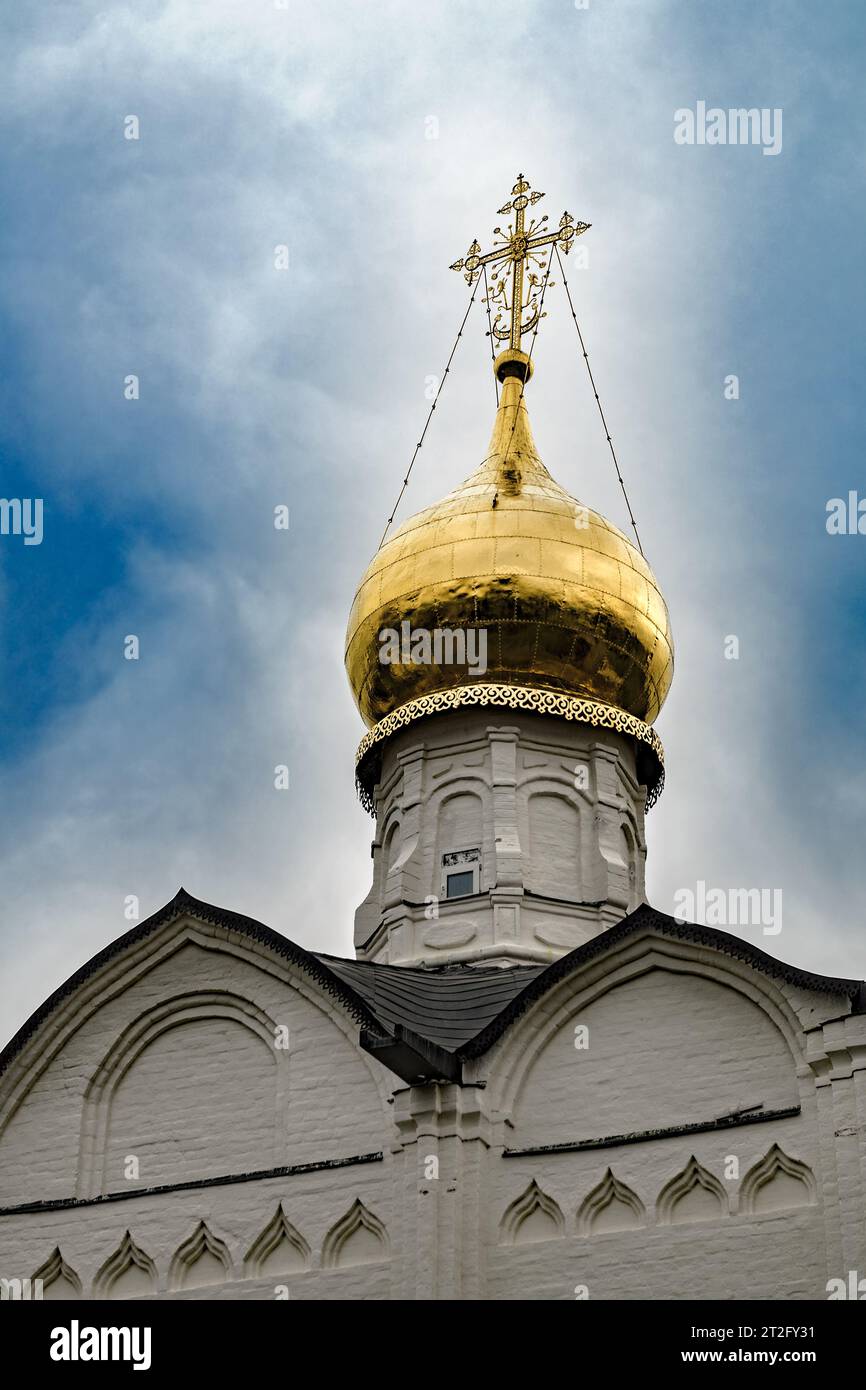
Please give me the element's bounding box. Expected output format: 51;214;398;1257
354;683;665;814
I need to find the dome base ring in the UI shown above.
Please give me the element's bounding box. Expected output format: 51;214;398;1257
354;683;664;814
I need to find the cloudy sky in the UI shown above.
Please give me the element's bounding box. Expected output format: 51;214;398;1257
1;0;864;1040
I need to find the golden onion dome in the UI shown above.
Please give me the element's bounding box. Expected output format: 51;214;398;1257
345;353;673;736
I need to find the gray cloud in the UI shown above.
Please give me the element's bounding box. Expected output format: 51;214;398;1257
2;0;864;1038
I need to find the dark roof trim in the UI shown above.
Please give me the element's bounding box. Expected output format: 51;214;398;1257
0;889;390;1078
503;1105;801;1157
457;903;866;1059
0;1151;384;1218
3;896;862;1086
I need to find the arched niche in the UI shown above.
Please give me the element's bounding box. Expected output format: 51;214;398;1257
498;946;803;1149
524;790;582;899
434;789;485;895
33;1248;82;1300
322;1199;388;1269
78;990;286;1197
578;1169;644;1236
657;1157;728;1226
500;1180;565;1245
244;1205;311;1277
94;1231;158;1299
169;1221;231;1291
382;818;401;877
740;1144;816;1214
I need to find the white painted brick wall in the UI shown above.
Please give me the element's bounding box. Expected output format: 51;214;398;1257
1;914;864;1300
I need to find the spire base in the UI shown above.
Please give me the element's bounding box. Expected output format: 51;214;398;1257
494;348;533;384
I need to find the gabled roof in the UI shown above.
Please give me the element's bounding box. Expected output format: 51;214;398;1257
0;888;392;1079
2;892;863;1088
454;904;866;1059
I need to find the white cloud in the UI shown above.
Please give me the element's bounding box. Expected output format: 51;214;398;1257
2;0;864;1041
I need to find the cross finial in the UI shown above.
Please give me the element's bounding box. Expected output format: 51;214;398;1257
450;174;590;368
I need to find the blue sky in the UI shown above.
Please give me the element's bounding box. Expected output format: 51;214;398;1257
1;0;865;1038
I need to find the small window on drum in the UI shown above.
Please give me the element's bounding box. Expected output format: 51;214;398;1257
441;848;481;899
446;870;475;899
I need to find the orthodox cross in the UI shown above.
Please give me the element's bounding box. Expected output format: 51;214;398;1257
450;173;590;351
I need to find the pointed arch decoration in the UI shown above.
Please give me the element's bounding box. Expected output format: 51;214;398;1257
32;1247;82;1299
93;1231;157;1298
739;1144;816;1214
500;1179;565;1244
578;1168;644;1236
169;1220;231;1290
244;1204;311;1277
322;1199;388;1268
657;1156;727;1225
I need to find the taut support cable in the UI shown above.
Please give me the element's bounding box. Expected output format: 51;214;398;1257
378;278;480;550
554;244;644;556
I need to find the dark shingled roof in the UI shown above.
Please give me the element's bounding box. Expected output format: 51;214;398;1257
1;891;863;1087
315;953;545;1052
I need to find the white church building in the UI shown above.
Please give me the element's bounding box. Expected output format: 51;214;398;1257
2;178;865;1302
